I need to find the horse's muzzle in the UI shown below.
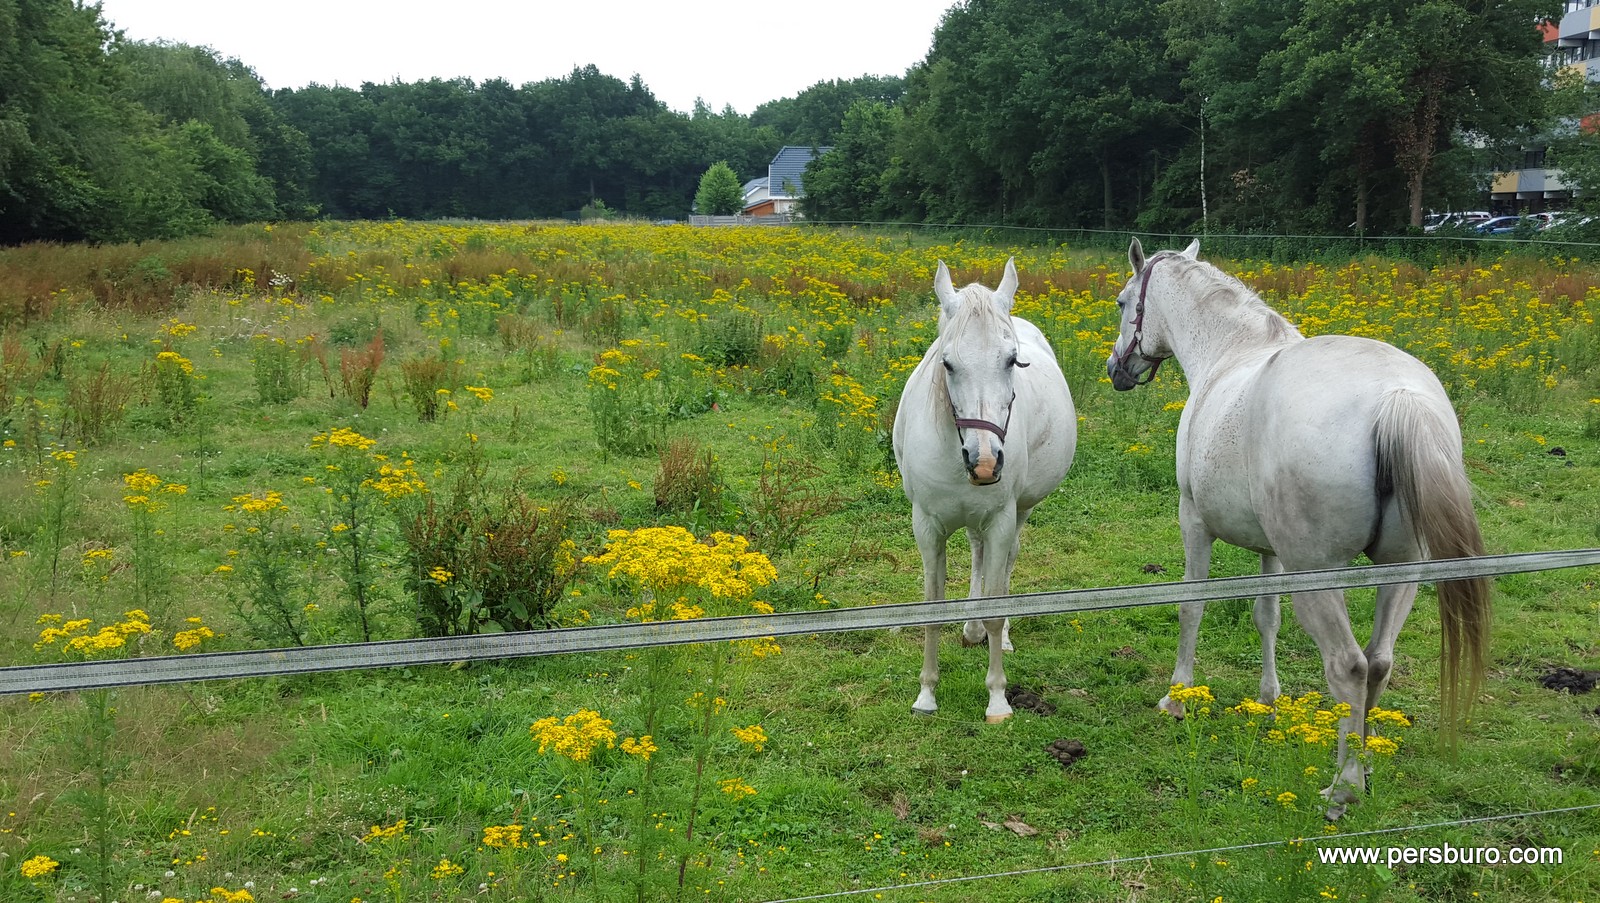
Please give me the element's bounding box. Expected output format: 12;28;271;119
1107;355;1157;391
964;447;1004;485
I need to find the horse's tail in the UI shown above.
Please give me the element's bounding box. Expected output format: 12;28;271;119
1373;388;1490;736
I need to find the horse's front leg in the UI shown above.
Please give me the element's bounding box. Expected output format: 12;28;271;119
912;509;948;716
974;522;1018;723
1160;500;1215;718
1256;554;1284;705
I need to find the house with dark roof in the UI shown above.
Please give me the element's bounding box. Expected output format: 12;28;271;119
742;146;831;216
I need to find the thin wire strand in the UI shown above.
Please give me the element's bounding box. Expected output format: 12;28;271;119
759;803;1600;902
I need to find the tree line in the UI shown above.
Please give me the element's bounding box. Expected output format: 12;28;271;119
0;0;1572;244
803;0;1566;234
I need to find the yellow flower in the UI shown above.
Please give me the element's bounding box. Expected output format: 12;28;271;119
174;623;220;652
531;709;617;763
430;858;465;880
1363;735;1401;757
621;735;658;760
123;469;163;494
20;854;59;878
731;724;768;751
311;427;377;451
1366;707;1411;728
719;778;757;799
1277;791;1297;809
481;824;527;849
429;567;454;584
362;819;408;843
1168;683;1215;706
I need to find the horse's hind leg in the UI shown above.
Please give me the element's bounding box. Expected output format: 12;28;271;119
1288;587;1370;818
961;531;996;647
1255;554;1283;705
1160;502;1215;718
1364;580;1418;720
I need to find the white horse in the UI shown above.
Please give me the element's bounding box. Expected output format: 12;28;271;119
894;259;1077;723
1107;238;1490;815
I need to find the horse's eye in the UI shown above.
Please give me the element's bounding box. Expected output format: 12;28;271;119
941;359;953;372
1006;355;1018;369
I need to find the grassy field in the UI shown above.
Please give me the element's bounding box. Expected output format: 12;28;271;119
0;221;1597;903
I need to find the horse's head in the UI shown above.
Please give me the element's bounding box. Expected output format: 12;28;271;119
934;257;1029;486
1107;237;1199;390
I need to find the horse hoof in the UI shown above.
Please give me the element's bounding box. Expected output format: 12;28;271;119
912;706;937;717
1000;640;1014;653
1157;697;1185;720
985;712;1011;724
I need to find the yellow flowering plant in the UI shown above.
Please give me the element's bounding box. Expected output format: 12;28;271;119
221;489;315;646
311;427;426;641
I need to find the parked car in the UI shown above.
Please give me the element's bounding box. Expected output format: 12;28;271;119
1541;211;1594;231
1475;215;1530;235
1423;211;1491;232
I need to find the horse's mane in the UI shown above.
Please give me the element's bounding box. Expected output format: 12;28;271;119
1159;253;1302;343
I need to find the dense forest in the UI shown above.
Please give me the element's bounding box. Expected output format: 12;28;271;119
0;0;1574;244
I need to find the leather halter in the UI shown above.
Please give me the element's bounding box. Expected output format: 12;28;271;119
949;356;1028;441
1110;253;1171;385
952;392;1016;441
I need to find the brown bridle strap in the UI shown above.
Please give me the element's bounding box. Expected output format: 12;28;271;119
1111;253;1170;384
952;390;1017;441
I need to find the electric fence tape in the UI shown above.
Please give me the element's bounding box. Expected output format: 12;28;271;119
4;549;1598;696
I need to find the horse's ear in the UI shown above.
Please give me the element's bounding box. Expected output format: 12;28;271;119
1128;237;1146;274
1181;239;1201;259
995;257;1018;313
935;260;959;317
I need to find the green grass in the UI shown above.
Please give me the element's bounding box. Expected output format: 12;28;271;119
0;222;1597;903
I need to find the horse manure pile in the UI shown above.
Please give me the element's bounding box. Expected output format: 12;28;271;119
1538;667;1599;694
1005;686;1057;716
1044;738;1087;768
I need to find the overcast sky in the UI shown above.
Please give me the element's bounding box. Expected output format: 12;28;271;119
93;0;954;115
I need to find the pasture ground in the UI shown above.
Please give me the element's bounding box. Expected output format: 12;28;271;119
0;222;1597;902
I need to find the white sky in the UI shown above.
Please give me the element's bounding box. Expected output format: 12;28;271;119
93;0;954;115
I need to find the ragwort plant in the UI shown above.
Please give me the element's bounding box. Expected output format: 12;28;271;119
563;525;779;902
1166;684;1413;902
30;607;221;903
311;427;427;641
587;344;668;456
221;489;315;646
122;468;187;622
